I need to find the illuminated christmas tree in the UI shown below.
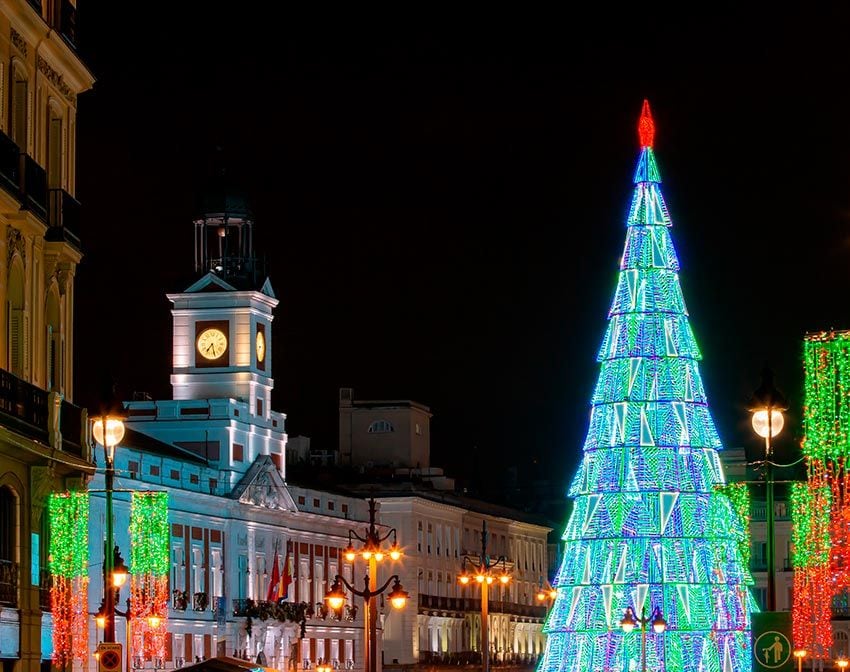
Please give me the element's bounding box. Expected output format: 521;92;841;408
537;101;755;672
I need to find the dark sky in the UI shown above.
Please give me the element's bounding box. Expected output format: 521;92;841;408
72;8;850;499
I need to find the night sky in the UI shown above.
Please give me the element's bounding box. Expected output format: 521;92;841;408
71;8;850;502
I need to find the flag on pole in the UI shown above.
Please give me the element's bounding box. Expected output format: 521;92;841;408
266;543;281;602
279;542;293;600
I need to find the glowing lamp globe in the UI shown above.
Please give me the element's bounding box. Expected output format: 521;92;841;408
361;549;373;561
388;579;410;610
751;409;784;438
548;588;557;599
485;576;494;585
325;580;346;611
374;551;384;562
93;417;125;450
838;659;849;671
651;609;667;634
619;607;637;634
793;650;806;659
389;544;402;561
459;574;470;585
112;567;128;588
475;574;485;584
499;574;510;585
536;590;547;602
95;613;106;629
147;615;162;628
343;545;356;562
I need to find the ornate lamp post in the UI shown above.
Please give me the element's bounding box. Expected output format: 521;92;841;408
749;366;788;612
337;499;403;672
92;411;126;642
619;605;666;672
325;575;408;672
457;521;511;672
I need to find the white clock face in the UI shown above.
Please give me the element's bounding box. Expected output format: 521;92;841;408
197;328;228;360
256;330;266;362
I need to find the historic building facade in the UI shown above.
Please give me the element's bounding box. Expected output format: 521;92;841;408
0;3;95;672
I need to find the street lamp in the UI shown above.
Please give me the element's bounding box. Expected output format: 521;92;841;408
793;649;806;672
619;605;666;672
324;575;408;672
535;578;558;604
837;657;849;671
749;366;788;612
92;410;126;643
457;521;511;672
337;499;403;672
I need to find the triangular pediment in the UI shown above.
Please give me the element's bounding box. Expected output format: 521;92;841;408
230;455;296;511
184;272;238;293
260;277;276;299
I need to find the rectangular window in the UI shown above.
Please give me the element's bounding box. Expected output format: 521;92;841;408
128;460;139;476
232;443;244;462
209;478;218;494
256;399;263;417
328;501;335;511
150;465;160;476
313;498;320;508
189;474;199;485
170;469;180;481
342;503;348;514
211;549;223;598
298;496;306;505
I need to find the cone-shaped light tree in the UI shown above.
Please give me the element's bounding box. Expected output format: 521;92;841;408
537;101;755;672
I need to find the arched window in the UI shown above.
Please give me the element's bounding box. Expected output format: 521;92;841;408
10;62;27;151
45;285;60;392
367;420;394;434
7;258;25;378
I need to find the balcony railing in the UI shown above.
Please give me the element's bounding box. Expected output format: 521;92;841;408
47;189;81;250
750;560;768;572
0;133;18;196
193;591;208;611
59;0;77;46
418;594;547;619
0;560;19;607
751;503;791;522
19;154;46;219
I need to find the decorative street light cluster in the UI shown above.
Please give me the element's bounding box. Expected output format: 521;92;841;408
457;521;511;672
619;605;666;672
325;499;408;672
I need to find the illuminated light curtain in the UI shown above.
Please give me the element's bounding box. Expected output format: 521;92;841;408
129;492;169;660
538;100;755;672
792;331;850;658
49;492;89;666
791;478;832;657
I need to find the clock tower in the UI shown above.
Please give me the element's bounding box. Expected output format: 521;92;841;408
168;176;277;416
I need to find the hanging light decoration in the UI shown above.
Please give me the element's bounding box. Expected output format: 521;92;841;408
49;492;90;666
129;492;169;660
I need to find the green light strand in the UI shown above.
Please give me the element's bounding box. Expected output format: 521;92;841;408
48;492;89;578
715;483;751;568
130;492;169;576
803;332;850;461
791;480;831;568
